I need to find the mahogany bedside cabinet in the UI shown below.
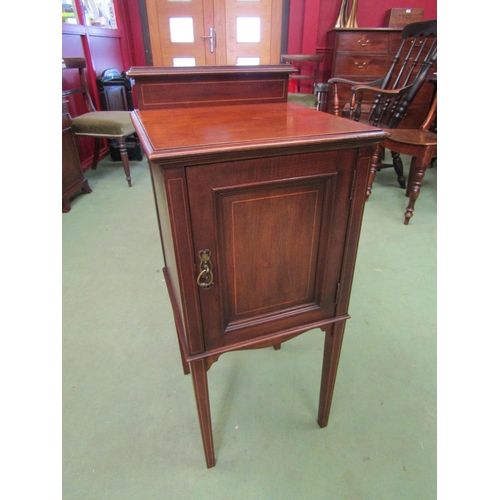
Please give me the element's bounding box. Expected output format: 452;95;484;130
128;65;387;468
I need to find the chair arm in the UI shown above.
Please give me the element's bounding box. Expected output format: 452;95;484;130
347;84;413;127
351;85;409;96
328;76;385;88
327;77;386;115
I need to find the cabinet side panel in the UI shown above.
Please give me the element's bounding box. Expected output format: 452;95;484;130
150;163;205;355
336;147;372;315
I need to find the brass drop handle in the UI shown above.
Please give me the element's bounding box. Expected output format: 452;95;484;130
196;249;214;290
354;62;367;69
358;38;369;47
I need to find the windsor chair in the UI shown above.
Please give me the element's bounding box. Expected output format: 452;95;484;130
329;19;437;200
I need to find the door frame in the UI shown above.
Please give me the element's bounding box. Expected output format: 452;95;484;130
138;0;290;66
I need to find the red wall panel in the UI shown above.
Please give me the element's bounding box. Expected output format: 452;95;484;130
88;35;126;75
289;0;437;53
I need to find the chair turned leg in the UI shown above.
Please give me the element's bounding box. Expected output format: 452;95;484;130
191;359;216;468
391;151;406;189
318;321;346;428
404;158;427;225
366;145;381;201
116;137;132;187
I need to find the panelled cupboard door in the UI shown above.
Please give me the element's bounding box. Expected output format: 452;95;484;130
145;0;282;66
186;149;357;351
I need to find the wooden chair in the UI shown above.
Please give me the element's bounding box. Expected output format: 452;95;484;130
382;90;436;224
62;57;137;187
329;19;437;202
281;54;324;109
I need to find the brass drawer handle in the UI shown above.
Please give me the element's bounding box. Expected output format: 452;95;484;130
196;249;214;290
358;38;370;47
354;62;367;69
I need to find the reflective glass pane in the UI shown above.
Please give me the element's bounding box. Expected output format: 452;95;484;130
82;0;117;29
170;18;195;43
62;0;79;24
236;17;261;43
237;57;260;65
173;57;196;67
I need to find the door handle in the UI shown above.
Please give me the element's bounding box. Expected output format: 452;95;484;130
200;28;216;53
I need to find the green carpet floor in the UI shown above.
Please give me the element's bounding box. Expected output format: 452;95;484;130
62;152;436;499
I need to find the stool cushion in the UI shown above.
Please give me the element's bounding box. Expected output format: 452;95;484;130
287;93;318;109
72;111;135;138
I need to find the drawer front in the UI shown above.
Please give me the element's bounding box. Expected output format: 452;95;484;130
390;34;437;56
336;32;391;53
334;54;391;77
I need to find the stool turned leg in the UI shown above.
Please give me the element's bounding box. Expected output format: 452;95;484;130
116;137;132;187
318;321;346;428
404;158;428;225
190;358;216;468
91;138;101;170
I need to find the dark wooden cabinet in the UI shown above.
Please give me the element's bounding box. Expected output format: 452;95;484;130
326;28;436;128
129;66;388;467
62;100;91;212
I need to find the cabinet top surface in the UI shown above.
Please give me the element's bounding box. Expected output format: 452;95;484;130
131;102;387;161
128;65;295;78
328;27;402;33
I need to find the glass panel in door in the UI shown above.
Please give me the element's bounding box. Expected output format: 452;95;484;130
224;0;281;65
146;0;216;66
146;0;282;66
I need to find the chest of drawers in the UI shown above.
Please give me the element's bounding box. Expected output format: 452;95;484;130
62;100;91;212
327;28;435;128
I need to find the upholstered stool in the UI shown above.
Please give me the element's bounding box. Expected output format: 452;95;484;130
287;92;318;109
63;57;138;187
71;111;136;187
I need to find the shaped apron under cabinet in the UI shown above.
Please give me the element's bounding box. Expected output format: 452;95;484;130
128;65;388;467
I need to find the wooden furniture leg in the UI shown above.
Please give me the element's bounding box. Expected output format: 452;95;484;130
62;179;92;213
177;332;190;375
366;145;381;200
403;145;436;224
89;137;132;187
190;358;216;468
404;153;431;225
391;150;406;189
116;137;132;187
91;138;101;170
318;321;346;428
